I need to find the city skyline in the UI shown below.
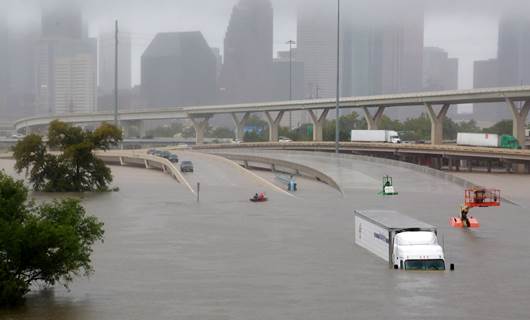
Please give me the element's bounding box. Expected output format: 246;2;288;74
2;0;519;90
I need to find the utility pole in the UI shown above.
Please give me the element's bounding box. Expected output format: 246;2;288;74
335;0;341;154
287;40;296;131
114;20;119;127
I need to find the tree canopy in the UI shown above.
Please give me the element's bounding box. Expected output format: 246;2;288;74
0;171;104;306
13;121;122;192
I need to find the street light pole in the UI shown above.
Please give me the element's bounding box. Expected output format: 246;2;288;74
114;20;119;127
287;40;296;130
335;0;341;154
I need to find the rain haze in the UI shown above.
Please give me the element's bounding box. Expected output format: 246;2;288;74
2;0;530;88
1;1;530;319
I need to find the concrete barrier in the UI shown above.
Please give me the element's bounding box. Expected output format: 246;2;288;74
208;152;343;194
95;150;195;194
212;149;520;206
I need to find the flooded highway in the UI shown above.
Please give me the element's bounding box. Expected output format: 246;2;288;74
1;151;530;320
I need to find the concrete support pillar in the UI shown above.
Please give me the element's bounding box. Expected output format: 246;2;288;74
121;122;131;139
190;117;210;145
425;103;450;145
265;111;285;142
308;109;329;141
506;99;530;146
231;112;250;141
362;106;386;130
138;120;146;139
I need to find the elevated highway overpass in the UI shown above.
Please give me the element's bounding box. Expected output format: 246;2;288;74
13;86;530;146
192;142;530;173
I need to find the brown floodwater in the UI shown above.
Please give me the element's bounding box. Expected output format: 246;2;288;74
0;152;529;320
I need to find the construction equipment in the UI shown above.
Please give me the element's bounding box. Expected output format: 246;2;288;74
450;187;501;229
378;176;398;196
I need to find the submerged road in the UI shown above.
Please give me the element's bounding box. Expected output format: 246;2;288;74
1;150;529;320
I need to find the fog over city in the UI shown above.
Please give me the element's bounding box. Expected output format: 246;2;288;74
1;0;530;123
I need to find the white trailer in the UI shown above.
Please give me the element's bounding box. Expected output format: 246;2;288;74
350;130;401;143
457;133;499;148
354;210;446;271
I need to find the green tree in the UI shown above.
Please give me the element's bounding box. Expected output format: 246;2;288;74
401;113;431;141
0;171;104;306
208;127;235;139
13;121;122;192
146;122;184;138
323;111;366;141
483;120;513;135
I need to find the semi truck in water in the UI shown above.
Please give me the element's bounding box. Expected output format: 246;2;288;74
354;210;447;271
456;132;521;149
350;130;401;144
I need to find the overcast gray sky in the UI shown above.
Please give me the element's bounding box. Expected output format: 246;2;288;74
3;0;529;88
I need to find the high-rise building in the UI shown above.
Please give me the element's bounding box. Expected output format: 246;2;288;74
473;59;504;123
469;15;530;123
338;1;424;119
98;31;132;96
36;38;97;115
342;23;383;97
6;29;39;120
498;16;530;87
423;47;458;91
211;47;222;80
0;15;8;118
272;49;305;126
42;0;85;40
297;4;337;99
220;0;274;103
141;32;217;108
36;2;97;115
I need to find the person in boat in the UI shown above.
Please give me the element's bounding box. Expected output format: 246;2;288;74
258;192;265;201
253;193;259;201
460;205;470;228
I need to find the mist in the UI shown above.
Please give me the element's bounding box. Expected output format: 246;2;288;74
1;0;530;122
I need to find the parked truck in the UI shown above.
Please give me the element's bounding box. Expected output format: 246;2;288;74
457;132;521;149
354;210;447;271
350;130;401;143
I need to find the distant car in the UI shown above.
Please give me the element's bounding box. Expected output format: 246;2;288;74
168;154;179;163
147;149;157;155
180;161;194;172
11;134;25;140
278;136;292;143
159;151;172;159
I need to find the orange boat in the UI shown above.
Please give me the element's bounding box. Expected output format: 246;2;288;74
449;216;481;229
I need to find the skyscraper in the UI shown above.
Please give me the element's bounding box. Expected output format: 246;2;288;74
297;4;337;99
220;0;274;103
36;38;97;115
470;15;530;123
423;47;458;91
0;15;8;118
141;32;217;108
98;31;132;96
6;28;39;120
36;1;97;115
473;59;503;123
497;16;530;87
41;0;85;40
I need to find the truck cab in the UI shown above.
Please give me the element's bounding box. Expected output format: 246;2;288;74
387;131;401;144
392;231;445;271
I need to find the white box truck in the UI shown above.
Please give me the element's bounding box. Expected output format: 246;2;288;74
457;132;521;149
354;210;447;271
350;130;401;143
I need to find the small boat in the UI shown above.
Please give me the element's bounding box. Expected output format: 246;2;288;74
449;216;480;229
250;197;268;203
